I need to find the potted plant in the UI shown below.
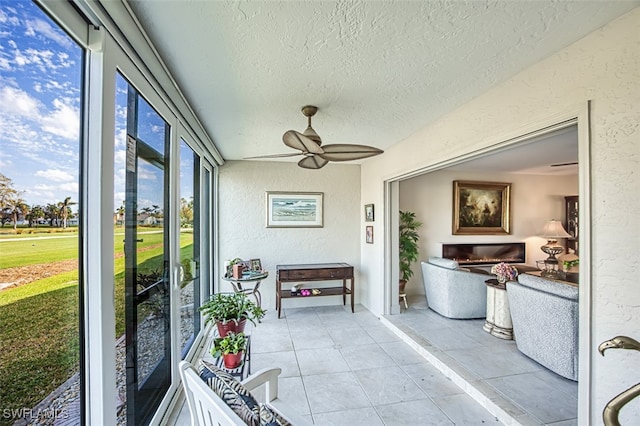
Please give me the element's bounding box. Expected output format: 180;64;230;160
199;292;266;336
399;210;422;294
211;331;247;369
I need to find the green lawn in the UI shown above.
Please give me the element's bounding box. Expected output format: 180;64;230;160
0;272;79;415
0;228;193;420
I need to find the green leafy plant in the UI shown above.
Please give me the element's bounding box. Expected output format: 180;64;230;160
199;292;266;326
563;259;579;270
211;331;247;357
399;210;422;283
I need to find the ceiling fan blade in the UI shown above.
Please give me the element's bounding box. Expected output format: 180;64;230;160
298;155;329;169
283;130;324;154
244;152;302;160
318;144;384;161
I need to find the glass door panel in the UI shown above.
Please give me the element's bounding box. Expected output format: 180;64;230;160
124;85;171;425
179;139;200;356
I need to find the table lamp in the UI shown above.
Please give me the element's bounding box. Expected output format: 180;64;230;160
540;219;572;275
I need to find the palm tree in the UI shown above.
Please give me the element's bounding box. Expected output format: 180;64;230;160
27;205;45;227
7;197;29;230
45;203;61;227
59;196;77;229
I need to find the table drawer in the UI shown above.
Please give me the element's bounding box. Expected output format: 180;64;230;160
279;267;351;280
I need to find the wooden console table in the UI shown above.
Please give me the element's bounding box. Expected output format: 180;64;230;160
276;263;354;318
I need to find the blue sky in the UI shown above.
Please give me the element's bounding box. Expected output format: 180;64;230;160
1;1;194;215
0;0;82;209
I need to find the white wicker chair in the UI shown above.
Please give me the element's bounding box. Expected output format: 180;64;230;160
178;360;310;425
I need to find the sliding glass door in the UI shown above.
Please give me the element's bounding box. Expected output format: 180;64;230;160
123;84;171;425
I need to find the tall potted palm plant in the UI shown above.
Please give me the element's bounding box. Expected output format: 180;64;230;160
399;210;422;293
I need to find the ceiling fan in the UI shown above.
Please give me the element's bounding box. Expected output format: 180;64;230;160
246;105;383;169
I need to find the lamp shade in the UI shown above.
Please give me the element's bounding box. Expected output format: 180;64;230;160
541;220;572;239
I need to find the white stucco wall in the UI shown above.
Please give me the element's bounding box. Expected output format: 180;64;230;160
399;171;578;298
218;160;361;311
361;8;639;423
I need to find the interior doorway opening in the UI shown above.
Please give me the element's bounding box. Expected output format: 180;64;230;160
383;116;589;424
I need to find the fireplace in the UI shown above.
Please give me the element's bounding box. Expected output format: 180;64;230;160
442;242;525;266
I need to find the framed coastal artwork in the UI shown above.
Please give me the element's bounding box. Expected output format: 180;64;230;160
452;180;511;235
266;192;323;228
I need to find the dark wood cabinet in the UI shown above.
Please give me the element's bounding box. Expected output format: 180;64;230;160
276;263;354;318
565;196;578;254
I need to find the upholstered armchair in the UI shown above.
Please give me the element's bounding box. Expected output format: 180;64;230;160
507;273;579;381
420;257;489;319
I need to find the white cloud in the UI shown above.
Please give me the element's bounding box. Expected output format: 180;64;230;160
58;182;78;193
41;98;79;140
0;157;13;168
25;18;73;49
35;168;74;182
0;85;41;118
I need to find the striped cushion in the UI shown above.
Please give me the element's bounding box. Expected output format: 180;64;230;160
259;403;292;426
199;360;259;426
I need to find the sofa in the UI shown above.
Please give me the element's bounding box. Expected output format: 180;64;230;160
420;257;489;319
506;273;579;381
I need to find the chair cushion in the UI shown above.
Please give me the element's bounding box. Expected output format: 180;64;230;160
259;403;292;426
199;360;260;426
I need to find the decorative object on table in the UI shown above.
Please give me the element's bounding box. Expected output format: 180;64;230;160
246;105;383;169
199;292;266;337
452;180;511;235
364;204;375;221
224;257;243;278
232;263;244;279
290;284;301;295
266;191;323;228
366;225;374;244
249;258;262;272
399;210;422;294
559;253;579;273
211;332;248;369
490;262;518;284
539;219;572;276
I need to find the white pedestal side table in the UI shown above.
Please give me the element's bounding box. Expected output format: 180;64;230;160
483;279;513;340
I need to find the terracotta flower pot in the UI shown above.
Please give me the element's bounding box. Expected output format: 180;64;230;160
216;318;247;337
222;352;244;369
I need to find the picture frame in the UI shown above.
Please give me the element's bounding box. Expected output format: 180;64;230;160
453;180;511;235
364;204;375;222
366;226;374;244
249;258;262;272
266;191;323;228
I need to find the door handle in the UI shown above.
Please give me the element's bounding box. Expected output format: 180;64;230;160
598;336;640;426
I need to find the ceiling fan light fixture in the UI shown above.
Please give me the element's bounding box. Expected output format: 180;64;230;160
246;104;384;169
298;155;328;169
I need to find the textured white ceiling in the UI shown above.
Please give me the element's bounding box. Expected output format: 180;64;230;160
127;0;637;169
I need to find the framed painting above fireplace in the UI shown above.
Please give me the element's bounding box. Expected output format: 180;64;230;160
453;180;511;235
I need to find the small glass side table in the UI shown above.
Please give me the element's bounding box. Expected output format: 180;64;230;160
222;272;268;308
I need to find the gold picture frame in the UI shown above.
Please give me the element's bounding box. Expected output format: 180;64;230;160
453;180;511;235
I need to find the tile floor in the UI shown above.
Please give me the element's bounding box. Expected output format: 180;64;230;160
169;298;577;425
